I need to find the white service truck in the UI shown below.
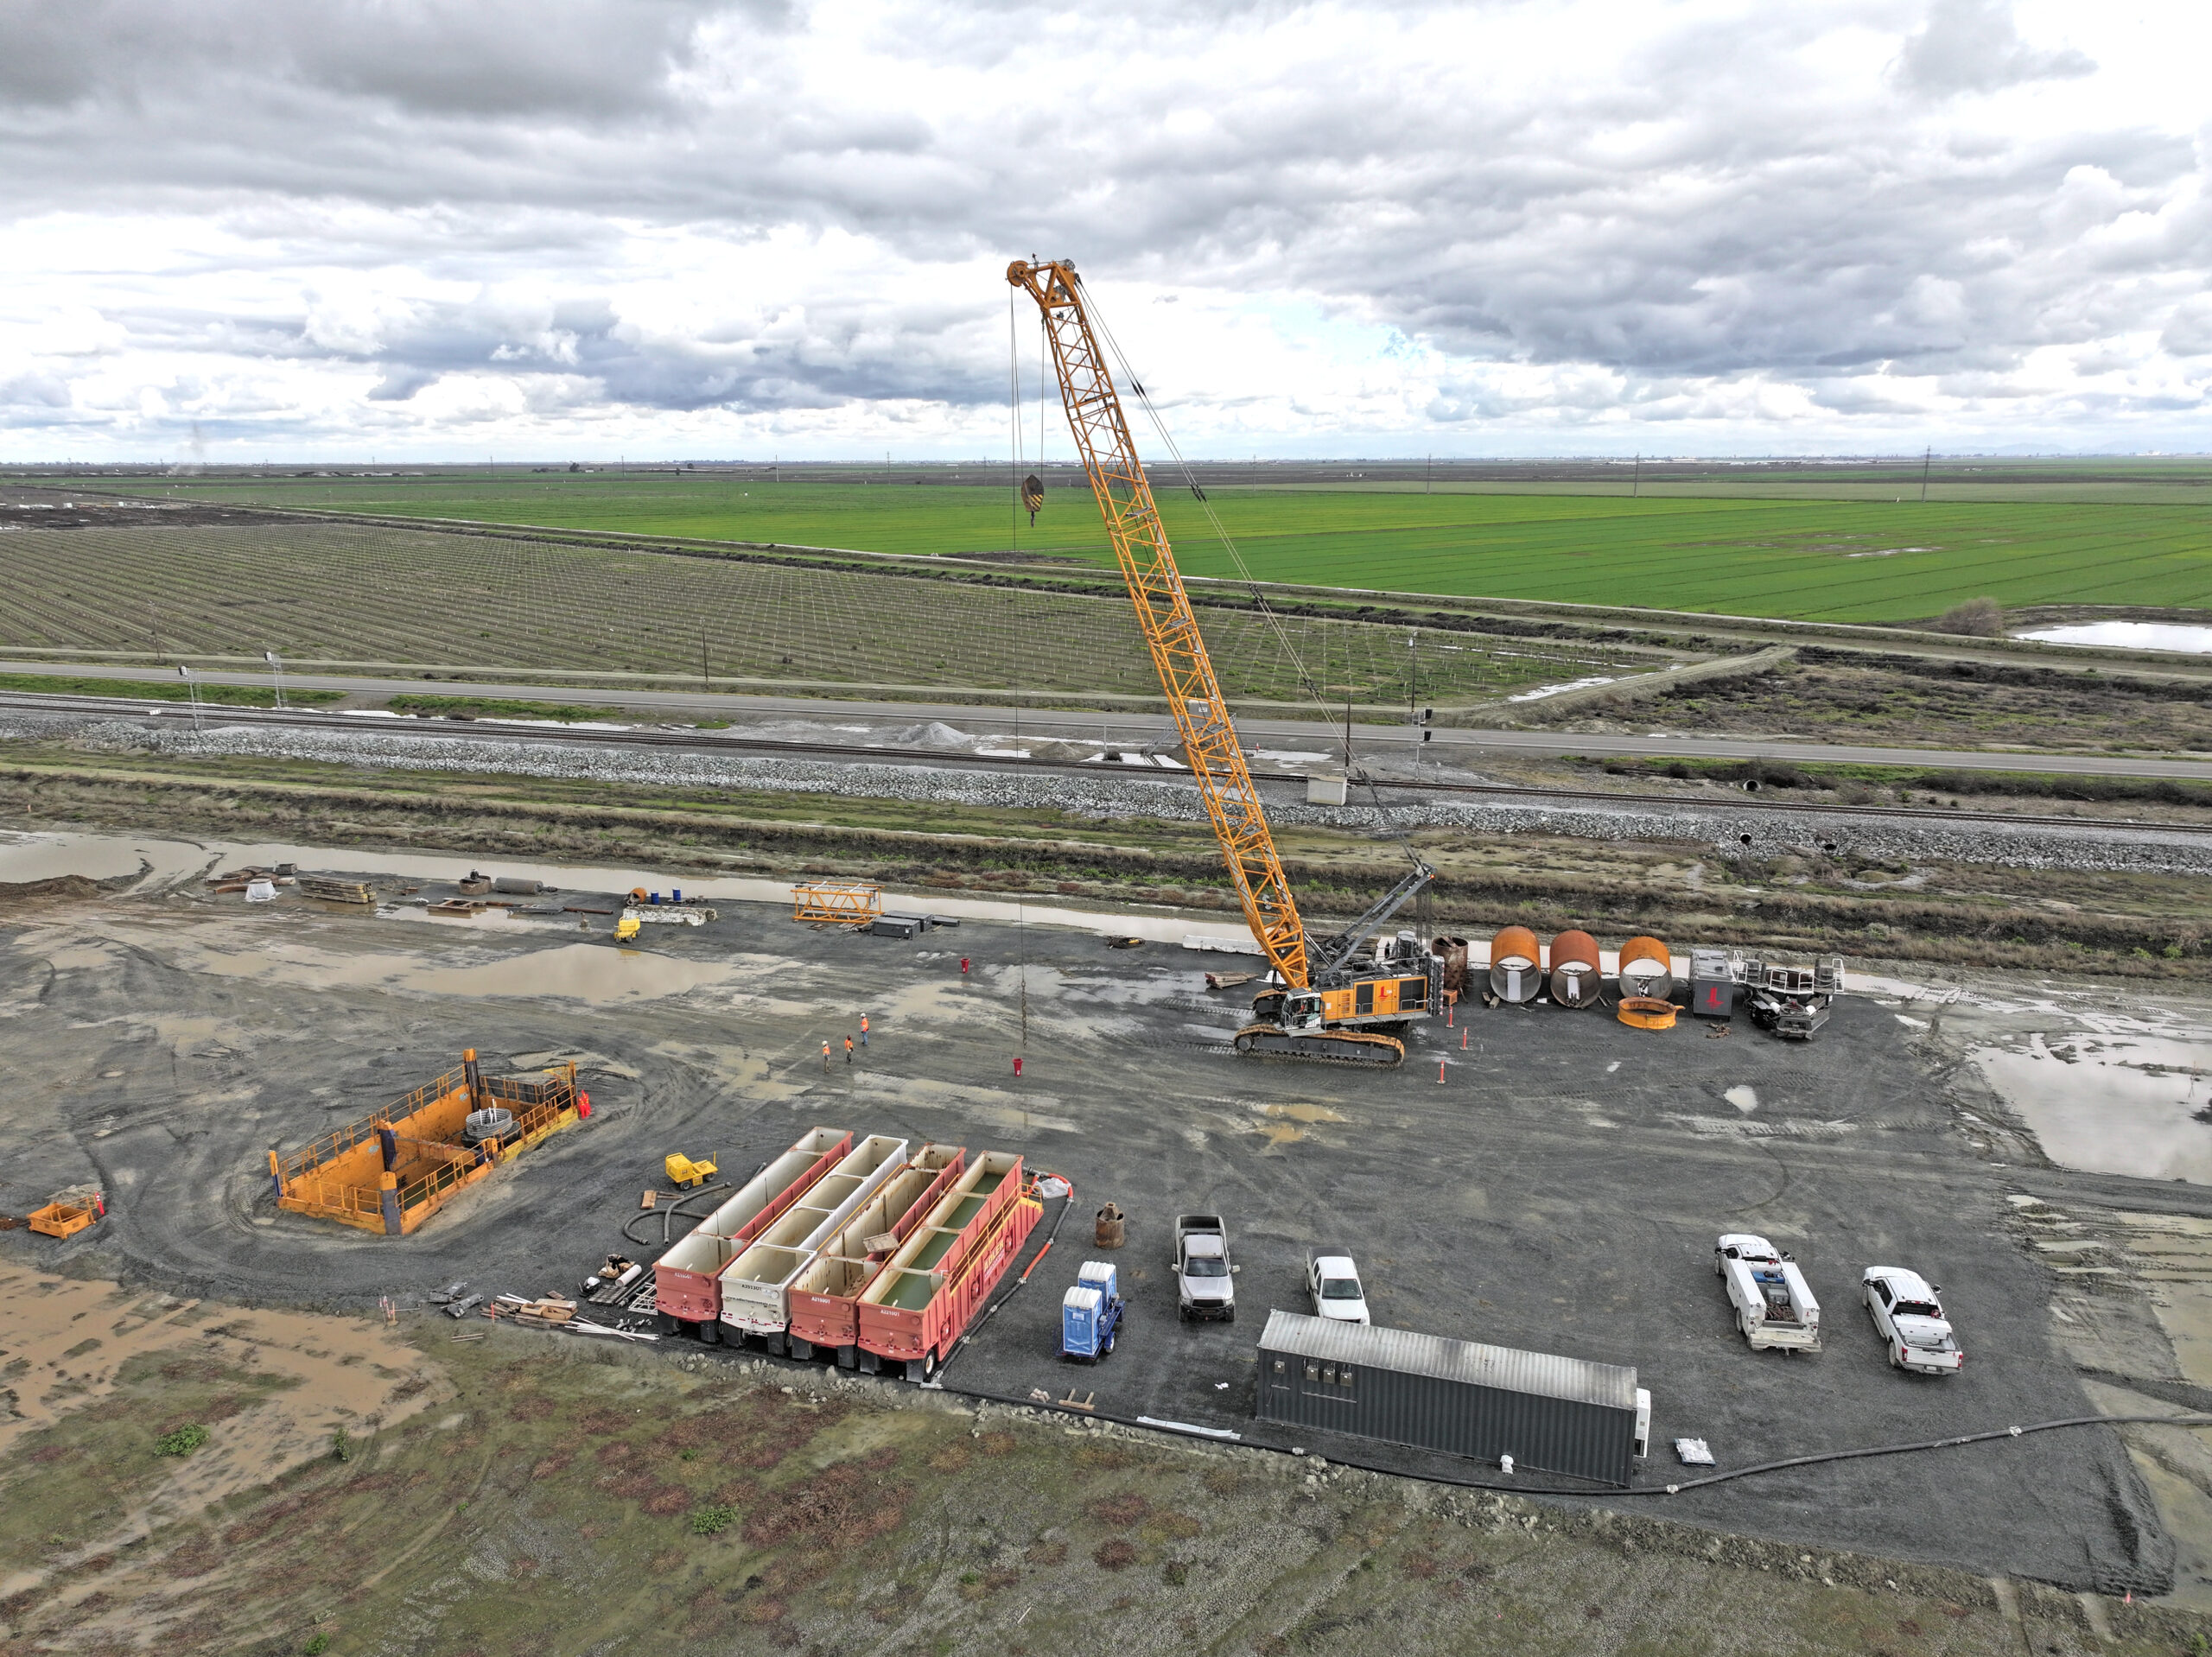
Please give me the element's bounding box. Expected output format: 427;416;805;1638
1715;1233;1821;1352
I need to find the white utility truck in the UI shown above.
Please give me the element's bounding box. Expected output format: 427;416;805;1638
1715;1233;1821;1352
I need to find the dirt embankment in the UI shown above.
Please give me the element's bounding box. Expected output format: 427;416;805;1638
1;751;2208;979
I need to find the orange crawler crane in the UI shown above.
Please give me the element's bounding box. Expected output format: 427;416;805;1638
1009;258;1440;1065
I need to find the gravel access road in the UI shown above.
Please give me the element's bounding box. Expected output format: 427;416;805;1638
3;659;2208;780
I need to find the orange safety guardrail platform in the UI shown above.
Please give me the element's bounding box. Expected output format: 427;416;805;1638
268;1050;582;1236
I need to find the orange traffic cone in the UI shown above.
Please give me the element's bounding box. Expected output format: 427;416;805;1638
1437;1059;1447;1084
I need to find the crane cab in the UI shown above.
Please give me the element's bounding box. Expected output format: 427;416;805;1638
1282;990;1325;1032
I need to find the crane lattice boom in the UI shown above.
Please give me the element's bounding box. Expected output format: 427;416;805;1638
1007;258;1310;989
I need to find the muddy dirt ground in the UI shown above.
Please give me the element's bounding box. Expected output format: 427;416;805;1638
4;835;2211;1619
13;1292;2194;1654
12;1295;2201;1657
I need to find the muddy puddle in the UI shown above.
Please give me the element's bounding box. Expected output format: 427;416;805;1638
0;1267;442;1600
1255;1101;1347;1147
167;936;746;1006
0;830;213;891
844;1070;1078;1136
1897;968;2212;1184
1971;1030;2212;1184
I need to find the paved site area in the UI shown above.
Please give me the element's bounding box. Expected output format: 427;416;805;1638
0;859;2197;1596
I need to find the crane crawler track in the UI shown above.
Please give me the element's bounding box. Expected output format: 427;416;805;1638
1231;1023;1405;1066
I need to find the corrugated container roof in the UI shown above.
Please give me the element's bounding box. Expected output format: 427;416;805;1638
1258;1310;1637;1411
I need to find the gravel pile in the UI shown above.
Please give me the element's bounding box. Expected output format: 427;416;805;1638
33;713;2212;877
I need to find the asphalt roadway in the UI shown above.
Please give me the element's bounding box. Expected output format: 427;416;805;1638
0;867;2183;1593
4;657;2211;781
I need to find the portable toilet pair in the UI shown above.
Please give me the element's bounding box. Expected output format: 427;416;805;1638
1060;1260;1122;1362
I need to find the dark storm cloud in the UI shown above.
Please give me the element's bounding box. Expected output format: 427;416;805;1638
0;0;2196;438
0;0;737;117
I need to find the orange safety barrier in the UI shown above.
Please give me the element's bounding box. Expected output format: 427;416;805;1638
269;1051;582;1235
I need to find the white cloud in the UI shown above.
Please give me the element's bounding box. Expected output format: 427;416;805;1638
0;0;2205;457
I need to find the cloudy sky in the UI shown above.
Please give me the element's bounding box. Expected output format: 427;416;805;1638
0;0;2204;460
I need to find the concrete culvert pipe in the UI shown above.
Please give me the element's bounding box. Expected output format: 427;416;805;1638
1488;925;1542;1004
1617;936;1673;1000
1548;930;1603;1007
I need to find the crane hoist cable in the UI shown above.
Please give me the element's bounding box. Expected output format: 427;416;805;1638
1076;287;1428;880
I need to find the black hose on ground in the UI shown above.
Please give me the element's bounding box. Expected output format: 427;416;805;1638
619;1180;729;1251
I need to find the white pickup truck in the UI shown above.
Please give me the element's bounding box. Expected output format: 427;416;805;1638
1862;1267;1964;1374
1715;1233;1821;1352
1174;1214;1236;1321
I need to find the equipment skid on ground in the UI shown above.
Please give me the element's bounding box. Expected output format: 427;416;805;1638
1716;1233;1821;1352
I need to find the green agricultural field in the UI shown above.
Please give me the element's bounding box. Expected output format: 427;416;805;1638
0;522;1675;705
137;467;2212;623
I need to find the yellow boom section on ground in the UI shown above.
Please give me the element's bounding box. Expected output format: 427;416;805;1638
1007;258;1309;990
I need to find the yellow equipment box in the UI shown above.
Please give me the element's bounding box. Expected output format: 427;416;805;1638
664;1152;717;1189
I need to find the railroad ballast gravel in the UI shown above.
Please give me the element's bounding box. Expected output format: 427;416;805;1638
34;714;2212;879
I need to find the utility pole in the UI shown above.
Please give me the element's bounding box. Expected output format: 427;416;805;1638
1426;454;1433;495
178;665;202;735
1408;631;1418;734
1632;453;1642;498
1921;446;1931;503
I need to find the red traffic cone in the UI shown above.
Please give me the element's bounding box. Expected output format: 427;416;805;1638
1437;1059;1447;1084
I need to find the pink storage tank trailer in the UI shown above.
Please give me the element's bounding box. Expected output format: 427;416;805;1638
652;1127;850;1334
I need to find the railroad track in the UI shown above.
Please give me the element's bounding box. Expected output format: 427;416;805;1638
0;689;2201;841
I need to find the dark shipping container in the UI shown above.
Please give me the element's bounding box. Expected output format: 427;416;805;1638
1255;1310;1646;1487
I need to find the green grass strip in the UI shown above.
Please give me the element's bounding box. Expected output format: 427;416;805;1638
0;672;340;707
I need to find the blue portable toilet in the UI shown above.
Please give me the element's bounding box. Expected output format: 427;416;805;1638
1060;1260;1122;1362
